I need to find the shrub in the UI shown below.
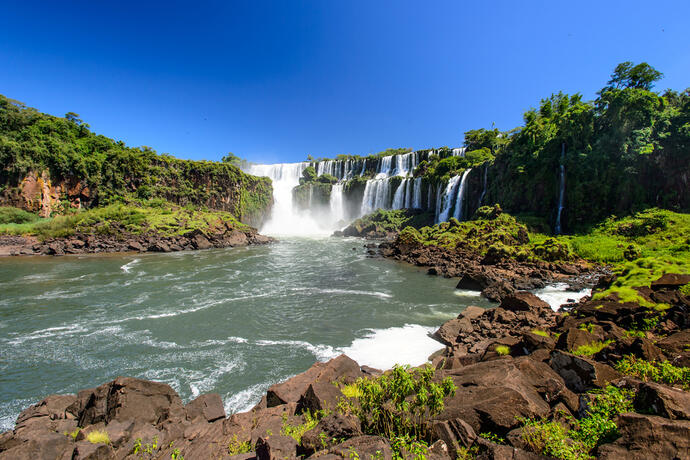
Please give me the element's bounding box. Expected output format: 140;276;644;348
343;365;456;444
280;410;322;443
0;207;40;224
227;435;252;455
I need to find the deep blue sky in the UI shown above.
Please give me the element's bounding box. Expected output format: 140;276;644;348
2;1;689;164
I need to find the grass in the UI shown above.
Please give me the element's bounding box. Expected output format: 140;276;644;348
0;206;41;225
0;200;249;240
86;429;110;444
340;382;363;398
571;340;613;356
64;428;80;440
494;345;511;355
614;355;690;389
531;329;550;337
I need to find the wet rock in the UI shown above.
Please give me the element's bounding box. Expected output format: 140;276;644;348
433;318;474;346
499;292;551;312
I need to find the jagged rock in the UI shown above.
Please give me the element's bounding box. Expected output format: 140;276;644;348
555;327;599;353
549;350;620;393
297;382;344;414
481;280;515;303
635;382;690;420
461;306;486;320
433;318;474;346
499;292;551;312
328;435;393;460
266;355;361;407
476;438;549;460
186;393;226;423
68;377;185;427
597;413;690;459
651;273;690;290
517;332;555;355
301;413;361;454
0;431;73;460
437;359;550;433
72;441;112;460
256;435;298;460
456;272;489;291
432;418;477;455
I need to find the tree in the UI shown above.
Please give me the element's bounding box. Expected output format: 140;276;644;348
605;61;663;91
65;112;82;124
221;152;243;167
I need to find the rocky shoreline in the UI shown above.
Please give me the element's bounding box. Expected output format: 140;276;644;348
0;224;273;257
2;271;688;459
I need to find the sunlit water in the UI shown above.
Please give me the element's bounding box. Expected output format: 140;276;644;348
0;237;493;431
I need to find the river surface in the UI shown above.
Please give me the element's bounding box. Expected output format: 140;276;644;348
0;237;493;431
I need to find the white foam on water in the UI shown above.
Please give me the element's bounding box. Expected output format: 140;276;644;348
5;324;89;345
454;289;482;297
188;358;243;398
255;339;339;362
120;258;140;273
291;287;392;299
224;382;276;415
339;324;443;370
533;283;591;311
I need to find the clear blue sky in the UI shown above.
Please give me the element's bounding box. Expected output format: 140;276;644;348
2;1;689;164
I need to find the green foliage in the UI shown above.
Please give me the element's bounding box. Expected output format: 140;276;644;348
342;365;456;448
318;173;338;184
615;355;690;389
605;61;663;91
280;410;323;443
0;206;40;224
132;436;160;458
64;428;80;440
346;209;434;236
520;386;633;460
479;432;506;444
578;323;596;334
571;340;613;356
170;448;184;460
86;429;110;444
227;435;252;455
0;200;248;239
680;283;690;296
0;95;271;223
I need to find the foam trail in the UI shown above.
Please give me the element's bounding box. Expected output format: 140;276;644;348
339;324;442;370
533;283;591;311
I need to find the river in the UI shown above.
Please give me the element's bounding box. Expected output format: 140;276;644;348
0;236;492;431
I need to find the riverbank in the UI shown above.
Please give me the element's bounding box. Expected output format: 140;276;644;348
0;202;272;256
1;273;687;459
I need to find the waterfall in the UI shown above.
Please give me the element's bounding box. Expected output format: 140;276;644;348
330;183;345;227
452;169;472;221
436;175;462;223
434;186;443;222
359;159;367;177
361;179;391;215
452;147;466;157
377;156;393;178
413;177;423;209
555;143;566;234
392;179;407;209
404;178;413;209
247;162;330;236
477;163;488;208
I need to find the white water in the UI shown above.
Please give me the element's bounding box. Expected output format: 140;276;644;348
533;283;591;311
436;175;462;223
452;168;472;221
330;183;346;228
246;163;330;236
555;143;565;234
391;179;408;209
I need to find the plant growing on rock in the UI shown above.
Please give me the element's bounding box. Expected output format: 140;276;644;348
86;429;110;444
227;435;252;456
520;385;634;460
615;355;690;389
341;364;456;450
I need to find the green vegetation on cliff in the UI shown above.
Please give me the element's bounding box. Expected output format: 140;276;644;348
0;95;272;224
466;62;689;231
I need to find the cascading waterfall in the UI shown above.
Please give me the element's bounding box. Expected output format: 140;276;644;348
330;183;345;228
247;162;329;235
391;179;407;209
436;175;462;223
555;143;566;234
477;163;488;208
413;177;423;209
451;169;472;221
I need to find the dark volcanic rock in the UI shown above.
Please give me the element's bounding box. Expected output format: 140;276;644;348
635;382;690;420
651;273;690;290
597;413;690;459
549;350;620;393
256;435;298;460
499;292;551;312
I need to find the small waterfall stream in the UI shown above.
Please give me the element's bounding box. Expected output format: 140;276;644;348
555;143;566;234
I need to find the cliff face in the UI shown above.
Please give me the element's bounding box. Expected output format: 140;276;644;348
0;94;273;226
